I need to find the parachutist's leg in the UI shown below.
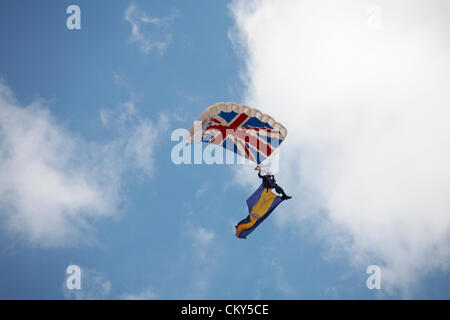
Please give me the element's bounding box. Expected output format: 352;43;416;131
274;185;287;197
274;184;292;200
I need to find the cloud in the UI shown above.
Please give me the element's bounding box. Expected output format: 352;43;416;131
0;80;167;247
193;227;215;247
100;89;169;178
185;223;215;254
180;223;217;298
270;257;295;297
120;288;158;300
195;183;209;198
229;0;450;296
100;101;137;127
124;3;179;54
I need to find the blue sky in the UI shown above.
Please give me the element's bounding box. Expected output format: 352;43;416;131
1;0;449;300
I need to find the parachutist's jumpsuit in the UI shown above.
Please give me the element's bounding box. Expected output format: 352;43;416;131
258;172;289;198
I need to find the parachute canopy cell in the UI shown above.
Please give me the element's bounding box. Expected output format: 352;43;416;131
186;102;287;164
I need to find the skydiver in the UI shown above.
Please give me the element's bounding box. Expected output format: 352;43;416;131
255;166;292;200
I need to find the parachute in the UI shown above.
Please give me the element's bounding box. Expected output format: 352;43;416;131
186;102;287;164
186;102;289;239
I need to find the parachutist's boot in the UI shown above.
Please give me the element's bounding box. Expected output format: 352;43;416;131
281;194;292;200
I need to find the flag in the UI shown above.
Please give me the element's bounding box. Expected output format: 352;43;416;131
202;110;283;164
235;184;283;239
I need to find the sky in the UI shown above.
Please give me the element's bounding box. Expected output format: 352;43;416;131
0;0;449;300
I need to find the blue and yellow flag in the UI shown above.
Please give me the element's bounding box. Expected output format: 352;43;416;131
235;184;283;239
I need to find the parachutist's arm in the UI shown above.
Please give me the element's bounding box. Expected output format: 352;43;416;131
258;172;264;179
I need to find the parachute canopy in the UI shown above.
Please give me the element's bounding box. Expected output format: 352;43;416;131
186;102;287;164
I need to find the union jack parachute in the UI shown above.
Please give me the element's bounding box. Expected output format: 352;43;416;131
186;102;287;164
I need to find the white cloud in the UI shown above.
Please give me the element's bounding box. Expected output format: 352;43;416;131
193;227;215;247
0;81;167;247
101;101;136;127
120;288;158;300
270;257;294;297
185;223;215;252
100;95;169;178
180;223;217;298
195;183;209;198
229;0;450;296
124;3;178;54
